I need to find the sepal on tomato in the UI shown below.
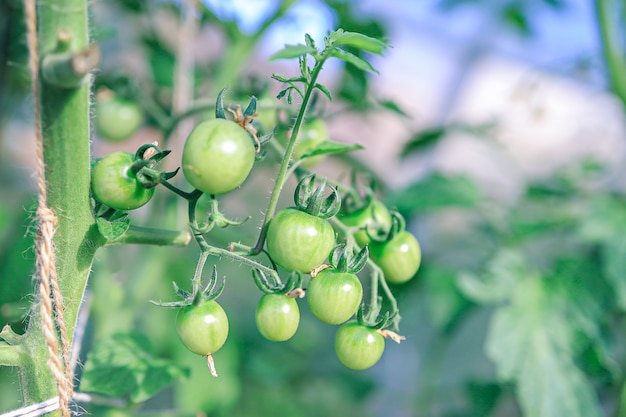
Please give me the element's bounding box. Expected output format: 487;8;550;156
151;265;225;309
252;269;304;295
329;244;368;273
356;302;397;331
294;174;341;219
368;210;406;243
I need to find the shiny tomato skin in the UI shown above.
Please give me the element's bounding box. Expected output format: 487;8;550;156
338;199;392;247
307;269;363;325
335;322;384;370
91;151;155;210
176;300;229;356
255;293;300;342
182;119;255;195
369;231;421;284
266;208;336;273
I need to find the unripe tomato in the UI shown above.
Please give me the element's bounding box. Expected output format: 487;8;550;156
91;151;155;210
278;118;329;169
95;95;144;142
266;208;336;273
182;119;256;195
335;322;384;370
307;269;362;325
369;231;421;284
176;300;229;356
254;97;278;133
338;199;392;247
255;293;300;342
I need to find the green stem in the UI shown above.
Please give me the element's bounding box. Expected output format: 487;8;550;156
596;0;626;108
18;0;103;407
252;56;328;254
107;225;190;246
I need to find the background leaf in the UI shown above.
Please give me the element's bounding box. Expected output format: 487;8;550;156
299;140;364;160
388;173;482;213
270;44;317;60
485;263;605;417
80;332;189;403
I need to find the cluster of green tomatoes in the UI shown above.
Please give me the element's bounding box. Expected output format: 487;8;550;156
91;102;421;373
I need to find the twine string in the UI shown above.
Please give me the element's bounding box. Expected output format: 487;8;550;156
24;0;73;416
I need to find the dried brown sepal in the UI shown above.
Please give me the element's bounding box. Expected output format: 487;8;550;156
377;329;405;344
310;263;331;277
286;288;306;298
206;354;218;377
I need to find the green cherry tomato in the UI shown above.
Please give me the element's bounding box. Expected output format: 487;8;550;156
339;199;392;247
307;269;363;325
91;151;155;210
182;118;256;195
95;96;144;142
255;293;300;342
335;322;384;370
266;208;336;273
370;231;421;284
254;97;278;133
279;118;329;169
176;300;229;356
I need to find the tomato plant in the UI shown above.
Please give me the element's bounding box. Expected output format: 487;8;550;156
255;293;300;342
91;151;155;210
176;300;229;356
334;321;384;370
182;118;256;195
94;93;144;142
339;199;392;247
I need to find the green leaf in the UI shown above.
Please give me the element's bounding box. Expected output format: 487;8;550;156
80;333;189;403
486;266;604;417
377;99;409;117
328;29;388;54
457;249;529;304
400;127;447;156
96;214;131;241
330;49;378;74
270;44;317;60
299;140;364;160
388;173;481;212
314;83;333;101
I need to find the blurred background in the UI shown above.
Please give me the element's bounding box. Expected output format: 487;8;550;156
2;0;626;416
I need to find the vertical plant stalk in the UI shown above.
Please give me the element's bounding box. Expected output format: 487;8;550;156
596;0;626;108
252;59;326;253
18;0;102;410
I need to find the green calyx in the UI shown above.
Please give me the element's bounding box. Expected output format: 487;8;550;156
151;260;225;309
340;171;377;214
329;244;368;273
253;269;303;295
369;210;406;243
294;174;341;218
131;143;175;188
356;302;396;330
